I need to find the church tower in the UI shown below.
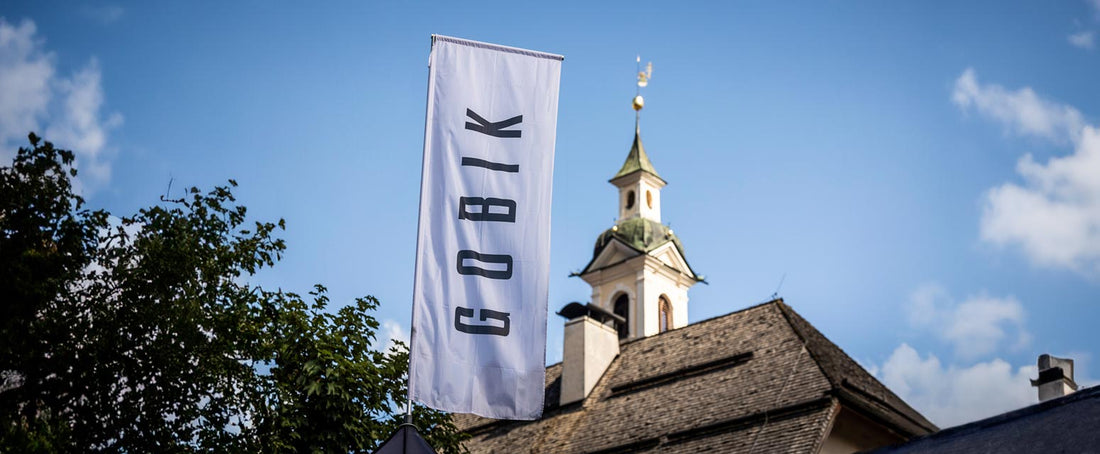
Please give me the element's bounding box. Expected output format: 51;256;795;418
576;61;703;341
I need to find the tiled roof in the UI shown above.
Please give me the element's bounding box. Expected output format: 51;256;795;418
776;302;936;437
453;300;935;453
869;385;1100;453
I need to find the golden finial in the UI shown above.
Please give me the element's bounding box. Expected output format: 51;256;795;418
633;56;652;112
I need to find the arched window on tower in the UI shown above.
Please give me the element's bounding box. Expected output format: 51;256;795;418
658;296;672;333
613;293;630;340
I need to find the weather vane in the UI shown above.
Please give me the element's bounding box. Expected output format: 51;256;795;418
633;55;653;115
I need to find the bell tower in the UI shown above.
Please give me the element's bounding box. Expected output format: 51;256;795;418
613;126;665;224
575;58;703;341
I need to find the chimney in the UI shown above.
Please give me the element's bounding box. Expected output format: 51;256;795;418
557;302;622;406
1030;354;1078;402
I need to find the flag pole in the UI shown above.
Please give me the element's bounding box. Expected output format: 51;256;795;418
405;34;438;426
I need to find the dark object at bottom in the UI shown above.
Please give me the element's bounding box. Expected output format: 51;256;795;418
374;424;438;454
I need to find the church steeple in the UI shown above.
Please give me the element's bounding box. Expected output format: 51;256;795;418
574;58;702;341
610;126;666;224
610;67;667;224
612;127;662;182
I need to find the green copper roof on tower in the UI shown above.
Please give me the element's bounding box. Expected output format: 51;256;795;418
611;126;663;182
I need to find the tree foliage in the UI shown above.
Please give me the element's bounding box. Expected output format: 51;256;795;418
0;134;467;452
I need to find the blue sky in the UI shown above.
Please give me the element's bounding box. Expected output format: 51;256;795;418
3;1;1099;427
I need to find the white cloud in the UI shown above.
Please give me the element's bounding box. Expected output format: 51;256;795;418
0;17;121;189
45;59;123;183
906;283;1029;359
878;343;1037;428
889;284;1091;428
954;69;1100;274
946;296;1030;356
1068;31;1095;49
905;282;949;327
981;125;1100;274
0;18;52;152
952;68;1084;143
377;319;409;353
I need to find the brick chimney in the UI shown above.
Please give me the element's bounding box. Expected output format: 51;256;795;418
557;302;621;406
1030;354;1078;402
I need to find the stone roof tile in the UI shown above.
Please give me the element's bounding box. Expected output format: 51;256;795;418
871;385;1100;453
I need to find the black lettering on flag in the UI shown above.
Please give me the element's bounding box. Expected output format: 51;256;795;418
465;109;522;138
462;157;519;173
454;307;511;336
459;197;517;223
456;250;513;279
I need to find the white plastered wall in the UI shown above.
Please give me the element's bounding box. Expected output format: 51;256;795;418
638;259;691;337
591;275;637;338
615;173;664;223
585;253;694;341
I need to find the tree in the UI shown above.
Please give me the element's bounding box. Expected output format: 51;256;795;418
0;134;467;452
256;289;467;453
0;133;107;451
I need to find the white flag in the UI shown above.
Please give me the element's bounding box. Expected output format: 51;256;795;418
409;35;562;420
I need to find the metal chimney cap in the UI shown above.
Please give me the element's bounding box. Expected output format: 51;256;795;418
556;302;626;326
1037;354;1075;380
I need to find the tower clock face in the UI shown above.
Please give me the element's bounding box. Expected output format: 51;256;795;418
626;190;635;209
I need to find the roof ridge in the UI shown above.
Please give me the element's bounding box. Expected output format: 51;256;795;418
869;385;1100;452
773;301;842;389
773;301;937;433
898;385;1100;446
